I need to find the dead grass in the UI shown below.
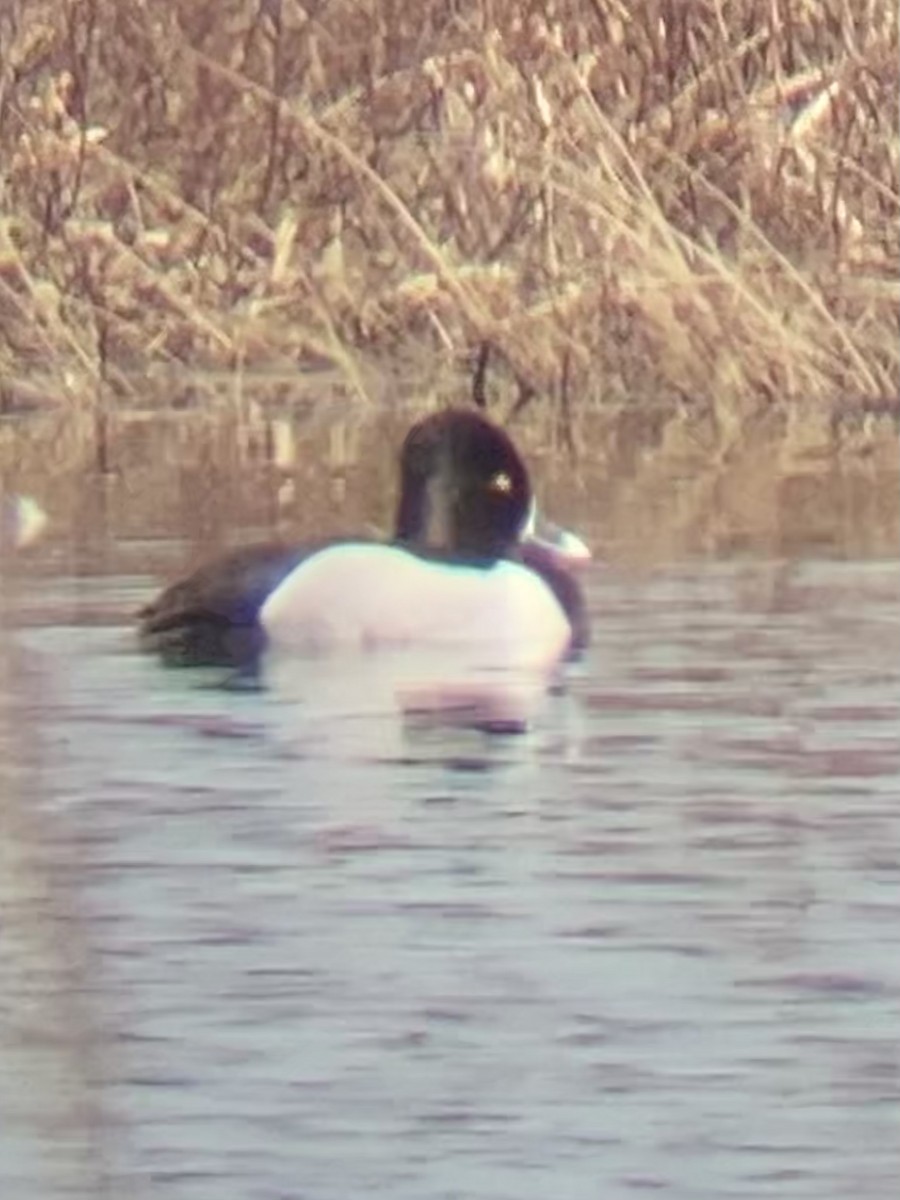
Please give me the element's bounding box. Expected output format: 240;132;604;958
0;0;897;437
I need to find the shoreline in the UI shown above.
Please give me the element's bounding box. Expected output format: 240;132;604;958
2;402;896;564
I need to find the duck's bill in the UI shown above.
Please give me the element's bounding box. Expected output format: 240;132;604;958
3;495;48;549
521;504;591;568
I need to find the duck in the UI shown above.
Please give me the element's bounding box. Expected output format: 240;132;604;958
138;409;589;671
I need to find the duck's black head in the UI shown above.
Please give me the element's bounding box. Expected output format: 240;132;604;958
394;410;531;560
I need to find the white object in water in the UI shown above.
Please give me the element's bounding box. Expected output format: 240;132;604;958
2;495;48;549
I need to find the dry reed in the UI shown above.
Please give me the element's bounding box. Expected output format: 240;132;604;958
0;0;897;442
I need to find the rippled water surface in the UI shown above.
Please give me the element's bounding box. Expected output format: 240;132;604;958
1;555;899;1199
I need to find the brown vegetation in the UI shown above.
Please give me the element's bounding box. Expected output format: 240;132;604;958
0;1;897;556
1;1;896;410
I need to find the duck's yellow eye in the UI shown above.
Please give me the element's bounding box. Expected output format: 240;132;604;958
489;471;513;494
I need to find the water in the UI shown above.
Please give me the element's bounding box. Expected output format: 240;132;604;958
1;554;899;1199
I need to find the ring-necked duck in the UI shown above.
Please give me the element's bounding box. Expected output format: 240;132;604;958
139;409;589;670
